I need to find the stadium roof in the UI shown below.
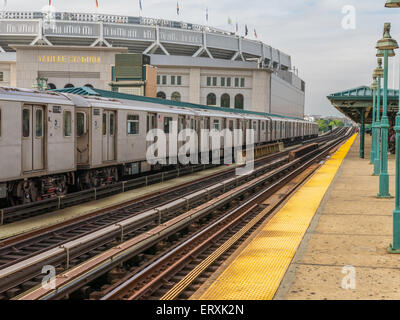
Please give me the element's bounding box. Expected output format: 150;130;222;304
52;86;304;121
0;11;292;70
327;86;399;123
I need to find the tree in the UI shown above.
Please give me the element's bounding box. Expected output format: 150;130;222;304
317;119;329;132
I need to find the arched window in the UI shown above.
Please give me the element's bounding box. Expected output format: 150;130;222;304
47;83;56;90
84;84;94;89
64;83;74;88
206;93;216;106
157;91;166;99
234;94;244;109
171;92;181;102
221;93;230;108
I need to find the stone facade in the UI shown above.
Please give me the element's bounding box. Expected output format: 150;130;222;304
12;45;128;90
0;45;305;118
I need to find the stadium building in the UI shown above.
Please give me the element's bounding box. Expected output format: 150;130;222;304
0;11;306;118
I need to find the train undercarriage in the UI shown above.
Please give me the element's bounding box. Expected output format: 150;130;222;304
1;135;318;208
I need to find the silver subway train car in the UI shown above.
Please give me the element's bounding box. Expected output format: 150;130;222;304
0;87;318;206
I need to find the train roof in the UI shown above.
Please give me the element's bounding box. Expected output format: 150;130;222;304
51;86;307;122
0;86;74;105
0;86;316;126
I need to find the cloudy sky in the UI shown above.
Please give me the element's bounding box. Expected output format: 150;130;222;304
7;0;400;116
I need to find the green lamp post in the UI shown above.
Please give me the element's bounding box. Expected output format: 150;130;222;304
370;77;378;165
374;57;386;175
385;0;400;253
376;23;398;198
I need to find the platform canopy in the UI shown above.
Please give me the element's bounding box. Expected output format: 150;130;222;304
327;86;399;124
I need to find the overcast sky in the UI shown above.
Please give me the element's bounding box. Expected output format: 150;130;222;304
7;0;400;116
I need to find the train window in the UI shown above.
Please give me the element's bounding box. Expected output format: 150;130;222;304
229;120;234;131
253;122;257;130
76;112;86;137
22;109;30;138
262;122;265;131
213;119;220;130
164;117;173;134
64;111;72;137
190;119;194;129
205;118;210;130
102;113;107;135
127;114;139;135
110;113;115;136
35;109;43;137
178;117;185;131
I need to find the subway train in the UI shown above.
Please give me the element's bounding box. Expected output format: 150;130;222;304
0;87;318;206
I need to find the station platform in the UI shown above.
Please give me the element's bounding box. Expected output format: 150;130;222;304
0;164;239;241
194;133;400;300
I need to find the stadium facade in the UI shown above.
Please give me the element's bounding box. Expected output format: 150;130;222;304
0;11;306;118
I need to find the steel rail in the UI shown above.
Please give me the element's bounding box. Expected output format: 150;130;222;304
13;128;353;300
103;129;353;300
0;154;290;295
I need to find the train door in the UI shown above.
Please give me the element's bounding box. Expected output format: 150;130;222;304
147;113;157;132
102;110;116;162
195;116;201;152
22;105;45;172
146;112;157;149
76;110;89;164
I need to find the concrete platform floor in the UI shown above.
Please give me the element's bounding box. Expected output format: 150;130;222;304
275;134;400;300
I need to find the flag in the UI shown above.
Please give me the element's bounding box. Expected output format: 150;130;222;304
139;0;142;11
228;17;232;25
4;0;7;8
95;0;98;8
206;7;208;22
49;0;51;5
177;2;179;15
245;25;248;36
235;21;238;33
254;28;257;38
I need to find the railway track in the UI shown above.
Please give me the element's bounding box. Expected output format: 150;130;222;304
100;129;354;301
0;131;342;225
3;127;353;300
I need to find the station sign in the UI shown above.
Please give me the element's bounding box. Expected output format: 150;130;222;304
38;55;101;64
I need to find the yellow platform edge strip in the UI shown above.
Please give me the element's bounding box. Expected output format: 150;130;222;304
198;134;357;300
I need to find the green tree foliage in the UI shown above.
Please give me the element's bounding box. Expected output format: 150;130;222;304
317;119;329;132
317;118;345;132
